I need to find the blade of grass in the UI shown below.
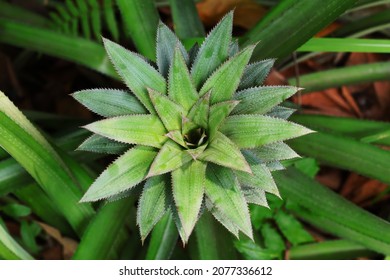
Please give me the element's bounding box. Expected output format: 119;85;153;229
288;61;390;93
73;197;134;260
0;91;94;235
288;239;378;260
0;19;117;78
0;1;50;28
275;167;390;255
297;38;390;53
288;132;390;185
146;212;178;260
168;0;205;39
0;222;33;260
291;114;390;146
116;0;160;60
240;0;358;60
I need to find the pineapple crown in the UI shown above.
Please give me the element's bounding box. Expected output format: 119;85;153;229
72;12;313;244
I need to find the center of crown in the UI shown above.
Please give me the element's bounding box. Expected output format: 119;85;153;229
184;127;208;149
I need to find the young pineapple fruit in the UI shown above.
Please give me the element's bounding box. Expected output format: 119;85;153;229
72;12;312;243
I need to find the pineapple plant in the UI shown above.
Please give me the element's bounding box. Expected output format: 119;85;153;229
72;12;313;244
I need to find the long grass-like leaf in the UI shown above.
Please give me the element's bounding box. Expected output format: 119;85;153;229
0;222;33;260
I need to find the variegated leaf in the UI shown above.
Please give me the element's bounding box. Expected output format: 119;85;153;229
137;175;169;241
168;47;198;111
208;100;239;140
238;59;275;90
84;115;167;148
80;146;157;202
156;22;189;77
77;134;130;154
199;45;256;104
221;115;313;148
72;89;146;117
206;198;240;237
252;142;299;162
148;88;184;131
172;160;206;239
266;105;297;119
191;12;233;88
103;38;166;113
198;132;251;173
187;91;210;129
233;86;300;115
148;139;192;177
241;185;269;207
237;150;280;197
205;164;253;239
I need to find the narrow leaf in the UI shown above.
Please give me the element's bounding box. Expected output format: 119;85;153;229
208;100;239;140
266;106;296;119
168;47;198;111
238;59;275;90
103;38;166;113
191;12;233;88
80;146;157;202
84;115;167;148
205;164;253;239
172;160;206;239
242;185;268;207
0;223;33;260
148;89;184;131
156;22;189;77
187;91;210;129
221;115;313;148
266;161;285;171
72;89;146;117
137;175;169;241
233;86;299;115
199;45;256;104
252;141;299;162
77;134;129;154
206;199;239;237
198;132;251;173
237;150;280;197
148;140;192;177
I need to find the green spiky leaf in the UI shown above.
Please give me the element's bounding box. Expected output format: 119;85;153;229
78;134;129;154
72;89;147;117
238;59;275;90
84;115;167;148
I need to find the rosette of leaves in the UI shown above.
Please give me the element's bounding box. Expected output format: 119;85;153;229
72;12;312;243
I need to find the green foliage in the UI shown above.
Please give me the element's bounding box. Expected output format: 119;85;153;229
73;15;310;244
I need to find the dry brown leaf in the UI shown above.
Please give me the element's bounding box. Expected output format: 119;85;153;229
197;0;267;29
38;222;78;259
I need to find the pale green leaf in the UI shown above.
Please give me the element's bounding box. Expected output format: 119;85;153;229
148;88;184;131
229;39;239;57
103;38;166;113
84;115;167;148
77;134;129;154
185;143;207;160
191;12;233;88
0;222;33;260
199;45;256;104
266;106;296;119
147;139;192;177
241;185;269;207
169;205;187;244
209;100;239;140
80;146;157;202
165;130;186;148
238;59;275;90
187;91;210;129
233;86;299;115
206;198;239;237
267;161;285;171
237;150;280;197
252;142;300;162
168;47;198;111
156;22;189;77
205;164;253;239
72;89;147;117
198;132;251;173
221;115;313;148
172;160;206;239
137;175;169;241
